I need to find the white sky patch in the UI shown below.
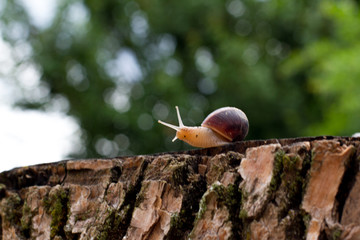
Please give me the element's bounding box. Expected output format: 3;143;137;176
0;26;81;173
0;105;80;172
20;0;58;29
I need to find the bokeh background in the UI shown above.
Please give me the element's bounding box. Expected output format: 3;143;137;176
1;0;360;171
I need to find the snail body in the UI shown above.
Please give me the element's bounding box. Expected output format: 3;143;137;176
158;106;249;148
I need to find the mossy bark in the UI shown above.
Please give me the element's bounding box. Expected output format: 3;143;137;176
0;136;360;239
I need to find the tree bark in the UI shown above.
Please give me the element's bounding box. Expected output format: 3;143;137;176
0;136;360;240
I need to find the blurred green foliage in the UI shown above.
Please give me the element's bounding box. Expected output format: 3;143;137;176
1;0;359;158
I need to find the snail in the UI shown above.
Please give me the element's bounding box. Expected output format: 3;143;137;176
158;106;249;148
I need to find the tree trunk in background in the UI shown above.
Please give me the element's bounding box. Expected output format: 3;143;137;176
1;136;360;240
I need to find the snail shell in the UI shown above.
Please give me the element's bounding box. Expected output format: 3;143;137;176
202;107;249;142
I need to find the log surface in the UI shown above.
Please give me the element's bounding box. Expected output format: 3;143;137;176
1;136;360;240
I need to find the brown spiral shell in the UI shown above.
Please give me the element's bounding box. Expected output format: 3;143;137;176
201;107;249;142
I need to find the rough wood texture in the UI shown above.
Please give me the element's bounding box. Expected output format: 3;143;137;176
1;136;360;240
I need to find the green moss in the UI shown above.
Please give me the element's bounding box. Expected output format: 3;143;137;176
211;184;225;200
169;212;183;231
197;183;236;216
212;183;241;216
20;201;32;237
97;208;114;240
224;184;239;211
208;163;226;182
3;193;22;223
170;212;179;227
331;228;342;240
239;209;248;220
194;181;244;240
282;154;298;170
98;159;149;240
195;190;209;221
282;155;302;199
43;195;51;210
301;151;312;195
239;188;248;220
43;188;69;239
269;150;285;194
193;184;223;224
168;209;188;233
97;205;132;240
189;184;226;239
99;210;113;240
165;177;207;240
2;192;32;238
272;150;309;220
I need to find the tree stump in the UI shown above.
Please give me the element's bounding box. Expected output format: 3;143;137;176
1;136;360;240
